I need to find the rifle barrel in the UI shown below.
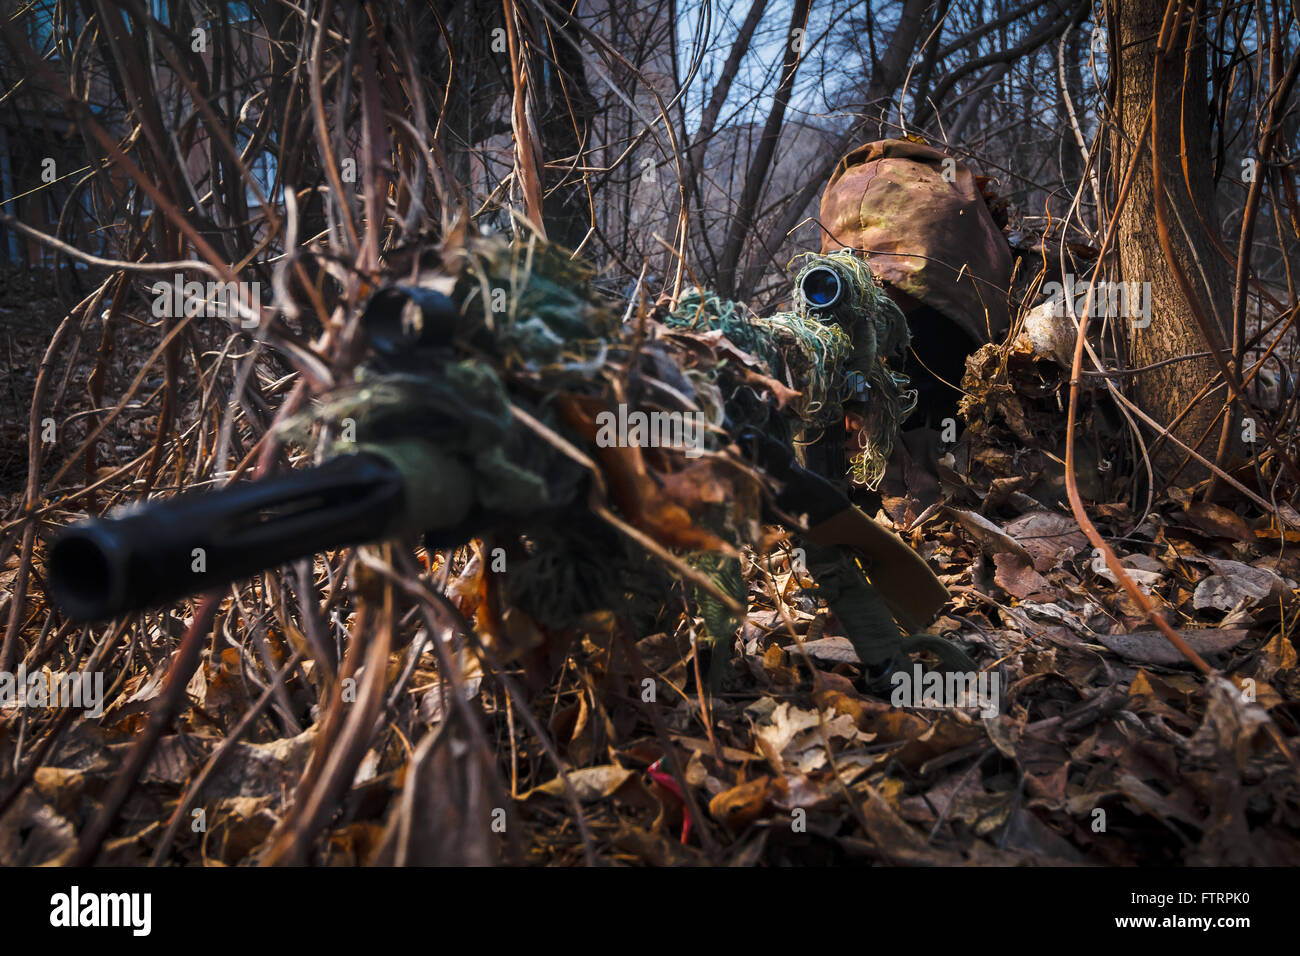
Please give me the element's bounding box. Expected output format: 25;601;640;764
48;452;406;621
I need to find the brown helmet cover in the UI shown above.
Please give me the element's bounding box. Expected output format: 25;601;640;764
818;139;1012;343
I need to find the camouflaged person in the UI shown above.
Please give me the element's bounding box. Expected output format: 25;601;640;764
816;139;1014;500
768;139;1017;689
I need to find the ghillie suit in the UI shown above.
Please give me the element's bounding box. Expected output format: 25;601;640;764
660;250;971;685
278;235;976;689
664;251;915;491
52;234;977;693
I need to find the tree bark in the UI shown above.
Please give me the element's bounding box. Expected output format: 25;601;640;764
1109;0;1233;478
538;4;598;251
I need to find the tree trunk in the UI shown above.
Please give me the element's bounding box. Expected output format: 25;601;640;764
538;5;598;251
714;0;813;300
1109;0;1233;479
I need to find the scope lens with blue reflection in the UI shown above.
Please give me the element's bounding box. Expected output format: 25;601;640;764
800;266;843;309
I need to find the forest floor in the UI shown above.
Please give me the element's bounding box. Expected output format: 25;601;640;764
1;283;1298;866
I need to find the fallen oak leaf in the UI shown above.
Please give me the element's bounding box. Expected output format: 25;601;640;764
893;714;985;770
787;635;860;664
1258;632;1299;682
752;701;823;771
519;764;638;802
1096;628;1250;667
1089;550;1166;591
857;784;965;865
1001;510;1089;572
1192;560;1292;612
946;507;1033;562
1115;773;1205;828
993;552;1056;600
1181;500;1254;542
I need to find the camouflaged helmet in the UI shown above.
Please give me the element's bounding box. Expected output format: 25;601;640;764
817;139;1012;344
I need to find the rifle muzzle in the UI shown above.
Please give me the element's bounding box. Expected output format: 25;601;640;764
48;452;406;621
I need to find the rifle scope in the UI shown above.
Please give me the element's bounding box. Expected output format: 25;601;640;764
798;265;843;310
